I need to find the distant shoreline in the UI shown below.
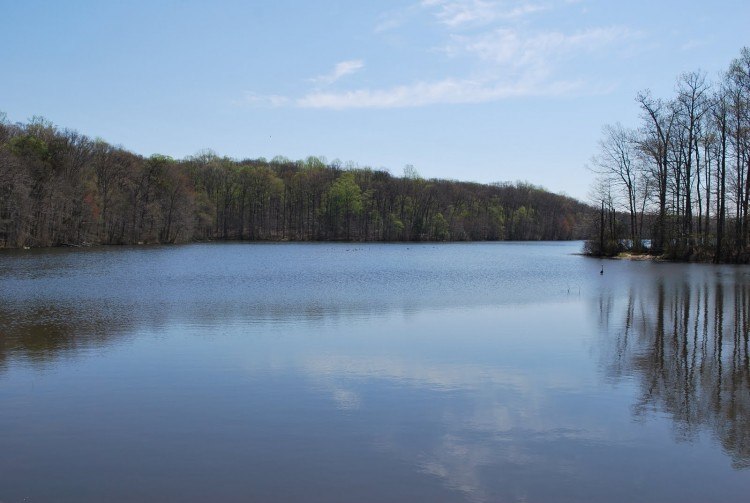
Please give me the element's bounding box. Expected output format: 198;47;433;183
583;251;748;265
1;116;591;250
1;238;586;252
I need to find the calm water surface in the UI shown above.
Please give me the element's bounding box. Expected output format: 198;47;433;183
1;242;749;502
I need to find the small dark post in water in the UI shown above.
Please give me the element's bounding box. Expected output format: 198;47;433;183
599;199;604;256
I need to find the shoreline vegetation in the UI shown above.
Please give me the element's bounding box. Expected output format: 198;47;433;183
0;115;590;250
585;47;750;264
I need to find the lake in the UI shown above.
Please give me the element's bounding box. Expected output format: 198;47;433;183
1;242;749;502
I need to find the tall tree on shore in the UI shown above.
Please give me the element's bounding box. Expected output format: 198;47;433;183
591;123;643;250
726;48;750;249
674;71;709;254
636;91;676;254
712;85;730;262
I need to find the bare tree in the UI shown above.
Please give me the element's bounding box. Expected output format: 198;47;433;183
637;90;677;253
591;123;644;250
674;71;709;253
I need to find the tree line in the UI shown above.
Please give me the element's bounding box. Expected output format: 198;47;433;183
0;115;590;248
588;47;750;262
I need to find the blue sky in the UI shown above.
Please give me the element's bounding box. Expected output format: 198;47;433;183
1;0;748;200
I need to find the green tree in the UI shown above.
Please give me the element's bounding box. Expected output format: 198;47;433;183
325;172;362;239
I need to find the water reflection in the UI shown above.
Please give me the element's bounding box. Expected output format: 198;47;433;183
3;244;750;502
596;266;750;468
0;303;131;371
0;242;590;371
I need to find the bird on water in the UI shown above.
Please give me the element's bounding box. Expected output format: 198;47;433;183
600;265;604;275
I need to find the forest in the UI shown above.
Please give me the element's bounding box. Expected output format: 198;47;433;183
589;47;750;263
0;115;590;248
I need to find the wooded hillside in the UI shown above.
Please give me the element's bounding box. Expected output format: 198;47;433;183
0;116;590;248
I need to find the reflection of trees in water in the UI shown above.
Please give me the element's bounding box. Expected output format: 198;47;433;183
0;303;135;370
0;298;447;373
597;270;750;468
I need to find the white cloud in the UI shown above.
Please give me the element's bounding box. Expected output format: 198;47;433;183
422;0;547;27
374;5;422;33
448;25;635;79
240;1;637;110
680;38;708;51
310;59;365;86
238;92;290;107
296;25;630;110
375;15;407;33
297;77;580;109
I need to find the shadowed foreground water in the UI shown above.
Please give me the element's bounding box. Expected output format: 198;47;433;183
1;242;748;502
